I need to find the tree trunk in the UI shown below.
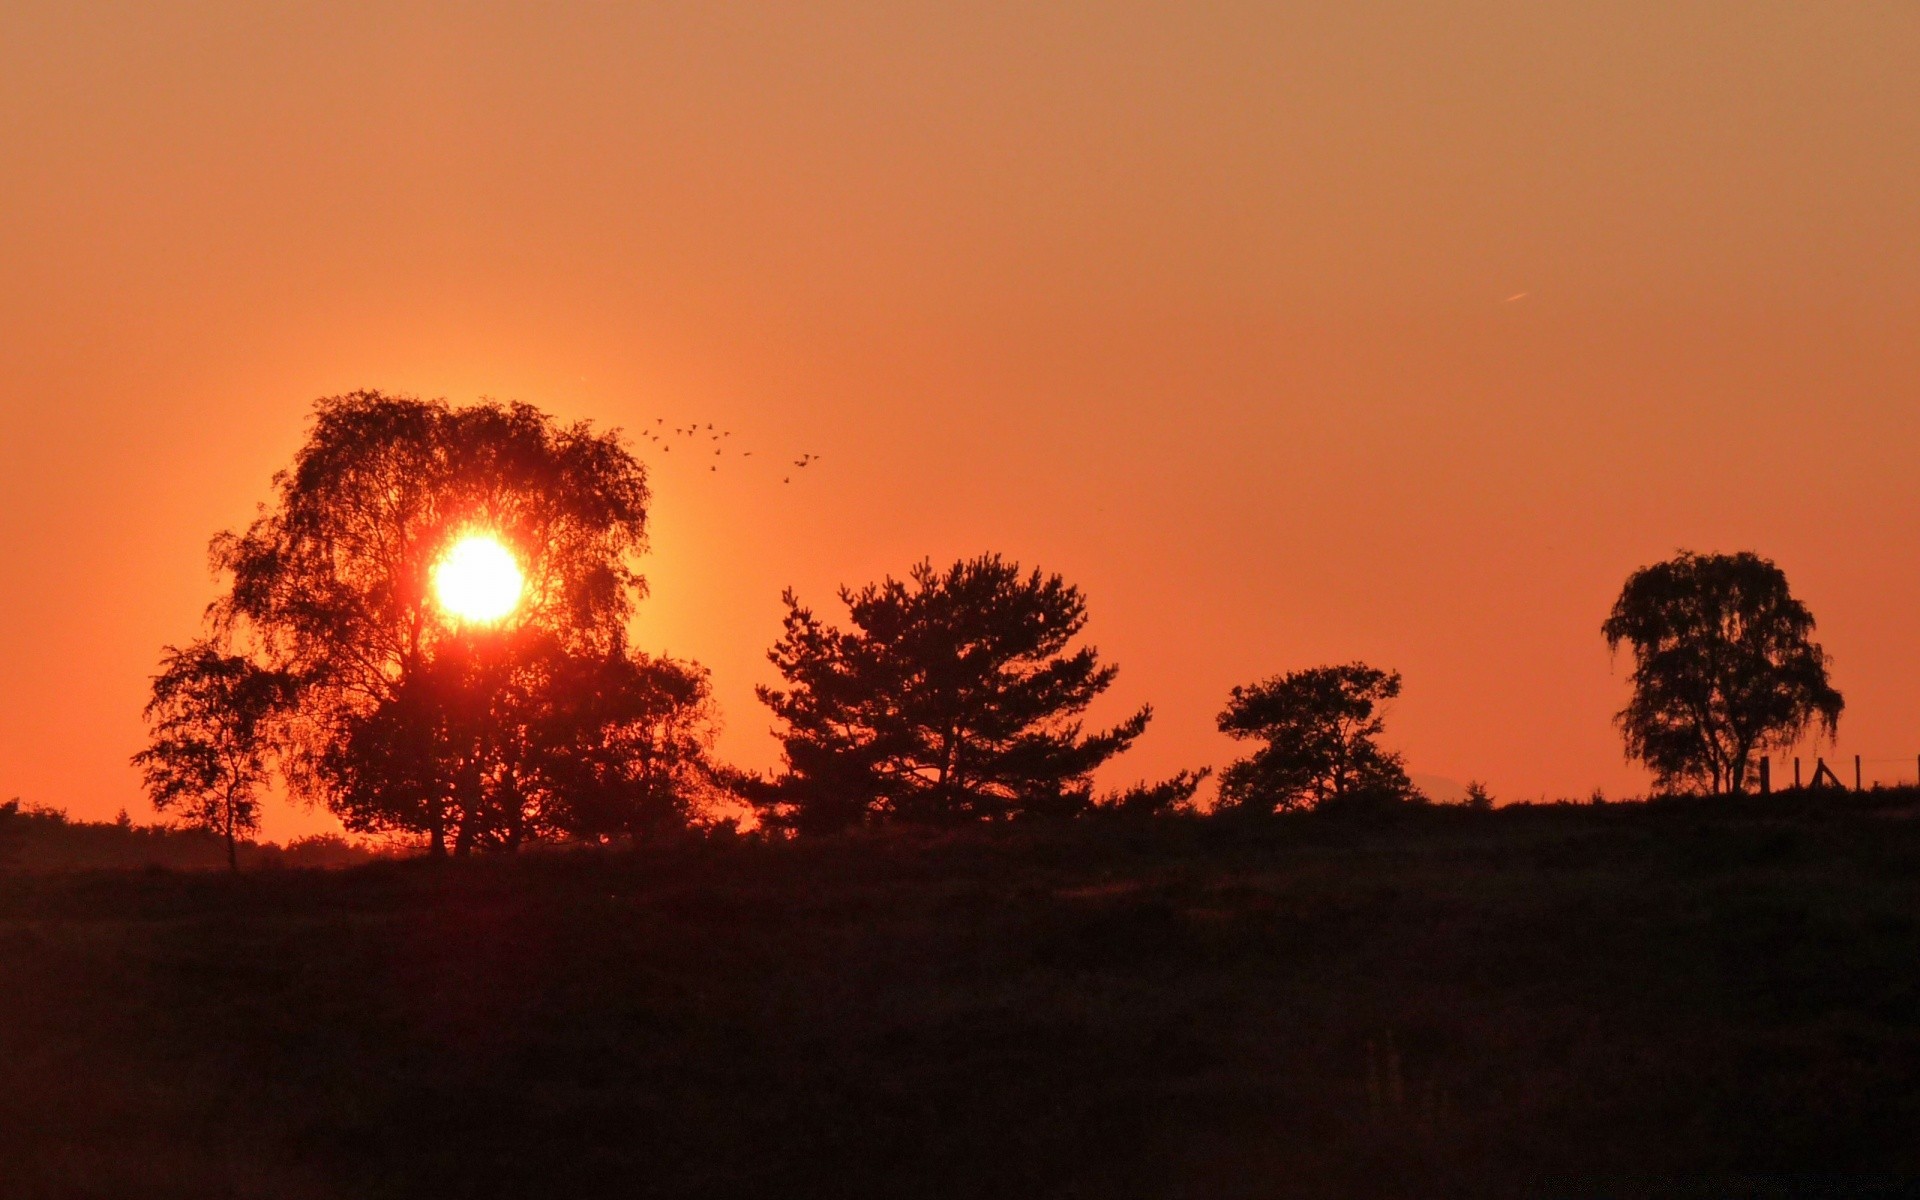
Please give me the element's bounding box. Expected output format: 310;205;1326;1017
452;747;484;857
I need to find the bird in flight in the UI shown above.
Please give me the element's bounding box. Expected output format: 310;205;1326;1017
642;417;828;484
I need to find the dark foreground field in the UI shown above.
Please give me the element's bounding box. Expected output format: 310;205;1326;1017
4;797;1919;1199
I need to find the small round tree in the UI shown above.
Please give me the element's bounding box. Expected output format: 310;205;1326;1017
1602;550;1843;795
133;642;295;870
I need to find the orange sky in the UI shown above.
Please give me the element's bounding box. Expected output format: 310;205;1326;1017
3;3;1918;836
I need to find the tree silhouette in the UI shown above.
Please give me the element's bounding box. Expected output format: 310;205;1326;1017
132;642;295;869
1602;550;1843;795
321;634;724;850
180;391;712;852
757;555;1152;830
1215;663;1417;813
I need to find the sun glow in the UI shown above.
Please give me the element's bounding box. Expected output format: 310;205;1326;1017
432;534;524;624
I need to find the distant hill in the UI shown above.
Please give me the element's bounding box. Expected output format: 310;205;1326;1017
1409;773;1468;804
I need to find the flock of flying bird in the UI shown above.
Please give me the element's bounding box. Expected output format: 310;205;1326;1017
636;418;821;483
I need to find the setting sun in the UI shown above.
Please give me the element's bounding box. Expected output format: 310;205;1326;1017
432;534;524;624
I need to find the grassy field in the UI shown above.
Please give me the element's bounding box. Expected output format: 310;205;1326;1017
3;794;1918;1199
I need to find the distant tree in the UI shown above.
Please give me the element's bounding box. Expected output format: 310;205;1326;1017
133;642;295;870
1461;781;1494;811
1215;663;1418;813
189;391;701;853
757;555;1152;830
1602;550;1843;795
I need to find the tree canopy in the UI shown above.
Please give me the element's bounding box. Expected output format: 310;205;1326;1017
756;555;1153;830
150;390;720;853
1602;550;1842;795
1215;663;1418;813
215;392;651;673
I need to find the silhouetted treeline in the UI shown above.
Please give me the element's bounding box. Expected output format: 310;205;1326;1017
137;396;1233;855
132;394;1861;859
0;800;383;873
747;555;1434;829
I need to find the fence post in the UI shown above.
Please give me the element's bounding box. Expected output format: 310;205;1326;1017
1855;754;1863;792
1759;756;1770;795
1794;757;1802;789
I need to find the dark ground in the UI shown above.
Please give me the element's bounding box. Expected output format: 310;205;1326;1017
3;794;1919;1199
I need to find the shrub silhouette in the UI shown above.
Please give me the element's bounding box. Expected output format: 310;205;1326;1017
1096;769;1213;817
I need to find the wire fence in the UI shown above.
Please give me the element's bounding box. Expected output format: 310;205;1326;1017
1757;754;1920;793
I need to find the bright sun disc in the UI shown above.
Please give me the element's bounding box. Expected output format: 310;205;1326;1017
432;534;524;623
